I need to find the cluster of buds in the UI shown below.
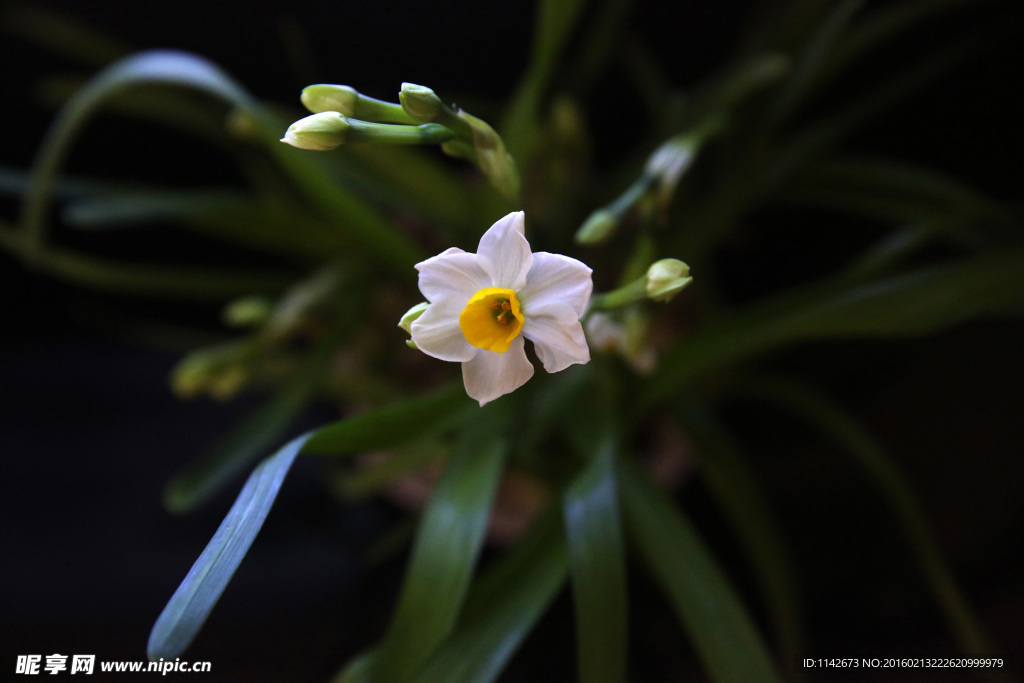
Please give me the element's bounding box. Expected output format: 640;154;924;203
282;83;520;199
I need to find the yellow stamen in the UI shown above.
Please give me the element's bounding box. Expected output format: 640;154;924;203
459;287;524;353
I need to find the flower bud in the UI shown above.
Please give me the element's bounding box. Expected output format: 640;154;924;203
280;112;351;151
399;83;443;122
398;302;429;334
170;346;249;401
223;296;273;328
646;259;692;302
301;84;359;115
575;209;617;245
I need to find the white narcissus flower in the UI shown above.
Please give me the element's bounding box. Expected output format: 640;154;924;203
411;211;593;405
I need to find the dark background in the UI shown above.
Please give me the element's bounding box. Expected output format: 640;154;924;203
1;1;1022;681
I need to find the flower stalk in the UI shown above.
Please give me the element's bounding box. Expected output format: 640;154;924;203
301;84;418;124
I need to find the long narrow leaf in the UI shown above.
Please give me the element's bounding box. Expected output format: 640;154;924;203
163;345;330;513
736;378;995;656
642;250;1024;409
303;383;471;456
676;401;803;667
147;432;311;660
19;50;256;261
411;514;569;683
368;407;509;681
502;0;589;160
0;228;293;299
564;434;628;683
765;0;865;127
619;457;782;683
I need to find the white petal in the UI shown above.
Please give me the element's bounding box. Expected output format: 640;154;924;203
517;252;593;318
476;211;533;290
411;299;476;362
415;247;490;304
461;336;534;405
522;303;590;373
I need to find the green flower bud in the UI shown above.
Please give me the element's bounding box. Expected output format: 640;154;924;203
223;296;273;328
301;84;359;115
398;301;429;334
280;112;351;150
170;346;249;401
646;259;692;302
399;82;443;122
457;109;520;199
575;209;617;245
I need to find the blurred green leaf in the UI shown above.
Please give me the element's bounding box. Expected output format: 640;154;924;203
0;224;293;299
823;0;995;86
148;431;310;660
411;514;569;683
332;440;446;501
1;3;130;65
18;49;422;285
63;190;342;262
783;156;1008;226
765;0;864;128
163;341;331;514
644;250;1024;409
303;383;471;456
735;378;995;656
368;406;509;680
341;144;481;234
19;50;255;262
677;401;802;667
764;30;985;191
619;457;782;683
564;432;628;683
502;0;589;160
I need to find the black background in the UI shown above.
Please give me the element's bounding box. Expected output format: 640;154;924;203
1;1;1023;681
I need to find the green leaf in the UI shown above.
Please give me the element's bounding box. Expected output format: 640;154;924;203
332;440;447;501
643;250;1024;409
147;431;310;660
782;156;1008;227
368;406;509;681
163;347;327;514
0;227;293;299
735;378;995;656
411;514;569;683
18;49;421;279
341;145;481;235
63;190;339;262
676;401;803;667
564;433;628;683
824;0;995;86
502;0;589;160
19;50;256;262
765;31;985;191
1;3;130;65
303;383;471;456
764;0;865;128
619;458;782;683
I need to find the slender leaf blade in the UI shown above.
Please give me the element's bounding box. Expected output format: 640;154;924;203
564;436;628;683
677;401;803;667
411;514;569;683
737;378;995;656
303;383;471;455
147;432;311;660
369;407;509;680
163;346;329;513
643;250;1024;409
619;458;782;683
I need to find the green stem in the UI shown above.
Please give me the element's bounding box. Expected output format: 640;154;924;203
351;93;420;125
587;277;648;312
346;120;455;145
